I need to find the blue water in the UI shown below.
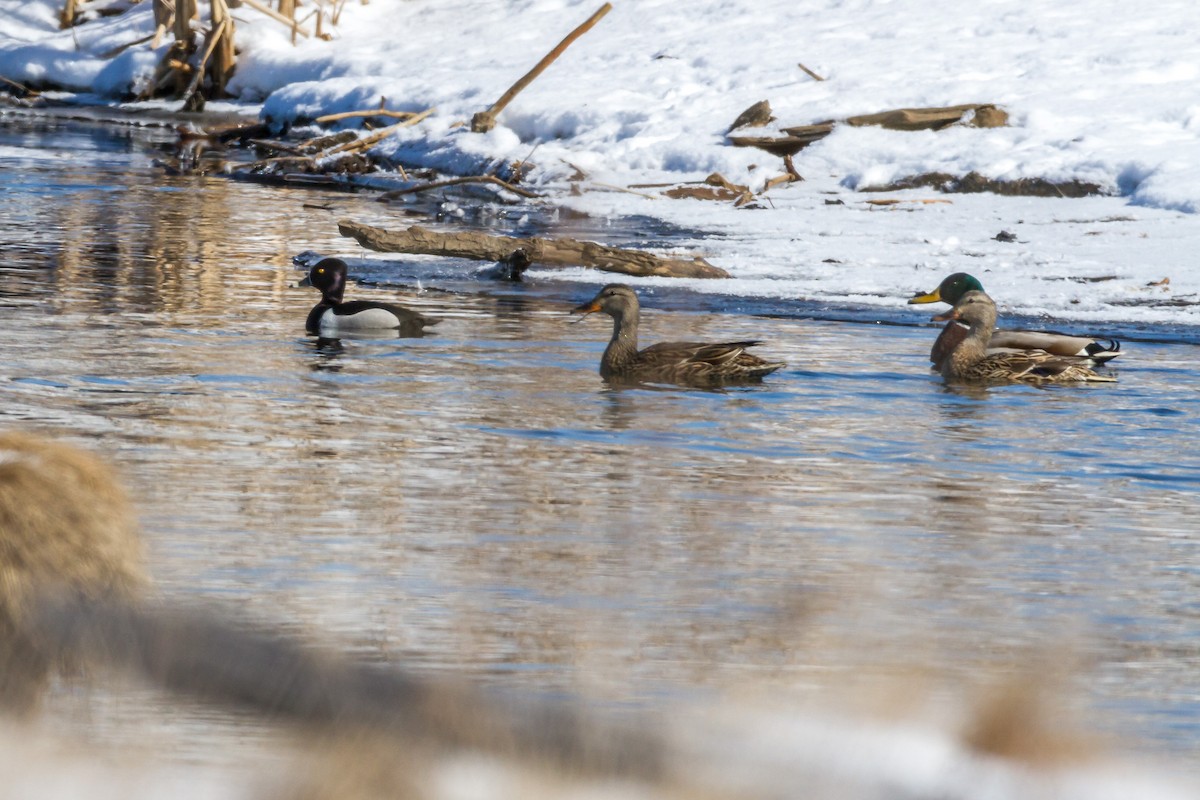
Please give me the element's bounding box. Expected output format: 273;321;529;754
2;110;1199;767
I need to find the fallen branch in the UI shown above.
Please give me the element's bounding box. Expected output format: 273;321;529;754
338;220;730;280
0;76;37;97
471;2;612;132
325;107;434;155
314;109;419;125
247;138;308;156
379;175;540;200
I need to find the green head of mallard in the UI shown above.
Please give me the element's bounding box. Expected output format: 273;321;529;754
908;272;985;305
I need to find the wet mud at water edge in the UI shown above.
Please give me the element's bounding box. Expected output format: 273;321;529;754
1;112;1199;770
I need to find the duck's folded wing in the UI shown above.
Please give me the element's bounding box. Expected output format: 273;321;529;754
984;352;1117;383
991;330;1119;362
684;341;764;366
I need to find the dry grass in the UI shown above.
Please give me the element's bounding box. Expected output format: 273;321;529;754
0;431;144;711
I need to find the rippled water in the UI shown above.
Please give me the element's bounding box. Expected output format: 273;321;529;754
2;111;1199;765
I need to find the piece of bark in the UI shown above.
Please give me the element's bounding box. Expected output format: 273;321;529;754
727;100;774;133
731;104;1007;157
471;2;612;132
728;123;833;156
663;173;753;204
338;221;729;280
841;103;1007;131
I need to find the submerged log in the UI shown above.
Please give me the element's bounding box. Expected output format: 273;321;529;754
338;220;729;280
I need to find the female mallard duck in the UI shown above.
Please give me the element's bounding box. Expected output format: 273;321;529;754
933;291;1116;384
299;258;437;336
571;284;785;385
909;272;1120;370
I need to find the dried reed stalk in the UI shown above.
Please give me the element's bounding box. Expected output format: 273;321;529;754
324;107;434;155
471;2;612;132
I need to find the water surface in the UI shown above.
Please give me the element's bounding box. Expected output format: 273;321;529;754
2;111;1199;766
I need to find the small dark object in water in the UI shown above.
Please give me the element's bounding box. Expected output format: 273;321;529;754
993;230;1018;242
476;248;533;282
501;248;532;282
293;250;326;268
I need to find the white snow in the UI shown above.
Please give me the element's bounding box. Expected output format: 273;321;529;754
2;0;1198;328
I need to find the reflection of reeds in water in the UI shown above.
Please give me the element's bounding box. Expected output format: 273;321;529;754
27;164;362;320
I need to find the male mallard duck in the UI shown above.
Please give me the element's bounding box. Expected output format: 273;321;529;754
571;284;785;385
933;291;1116;384
909;272;1120;370
299;258;437;336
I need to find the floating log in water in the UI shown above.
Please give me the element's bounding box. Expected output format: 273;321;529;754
338;220;730;280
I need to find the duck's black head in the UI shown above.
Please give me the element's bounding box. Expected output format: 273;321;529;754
299;258;349;301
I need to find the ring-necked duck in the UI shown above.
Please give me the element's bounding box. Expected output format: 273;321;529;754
298;258;437;336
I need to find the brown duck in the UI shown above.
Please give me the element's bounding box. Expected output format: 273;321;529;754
933;291;1116;384
571;284;785;385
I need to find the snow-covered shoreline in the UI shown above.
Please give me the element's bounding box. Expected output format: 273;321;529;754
3;0;1198;329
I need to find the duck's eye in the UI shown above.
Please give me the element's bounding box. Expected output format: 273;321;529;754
316;268;325;274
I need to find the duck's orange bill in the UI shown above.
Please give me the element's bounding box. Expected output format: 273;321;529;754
571;301;601;315
931;308;960;322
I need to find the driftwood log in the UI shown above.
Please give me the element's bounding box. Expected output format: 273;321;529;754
338;220;729;280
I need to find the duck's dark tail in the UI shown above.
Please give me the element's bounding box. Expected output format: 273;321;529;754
1084;339;1121;365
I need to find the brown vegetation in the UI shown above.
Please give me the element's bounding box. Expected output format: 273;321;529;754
0;432;143;711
